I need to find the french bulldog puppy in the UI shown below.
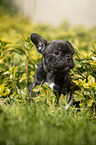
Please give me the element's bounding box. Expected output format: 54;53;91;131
29;33;75;102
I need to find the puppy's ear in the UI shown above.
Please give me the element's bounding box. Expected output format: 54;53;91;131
30;33;47;53
65;41;75;52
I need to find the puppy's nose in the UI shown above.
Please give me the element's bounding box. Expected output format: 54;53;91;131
66;57;70;60
66;55;71;62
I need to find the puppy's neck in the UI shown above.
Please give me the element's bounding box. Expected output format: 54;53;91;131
46;71;55;82
42;57;52;72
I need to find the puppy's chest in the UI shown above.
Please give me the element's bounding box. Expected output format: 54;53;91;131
45;75;55;89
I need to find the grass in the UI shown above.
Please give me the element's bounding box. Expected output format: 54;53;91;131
0;102;96;145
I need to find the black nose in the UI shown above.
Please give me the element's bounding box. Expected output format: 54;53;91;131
66;55;71;62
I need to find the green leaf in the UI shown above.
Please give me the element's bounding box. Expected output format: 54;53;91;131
73;93;85;101
83;83;90;88
87;99;94;107
79;79;86;86
69;41;84;59
0;84;5;96
88;75;96;87
84;91;91;96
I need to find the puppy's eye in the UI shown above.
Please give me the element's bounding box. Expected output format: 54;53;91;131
54;51;59;55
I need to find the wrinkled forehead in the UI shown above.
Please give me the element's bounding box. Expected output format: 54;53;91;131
46;40;73;53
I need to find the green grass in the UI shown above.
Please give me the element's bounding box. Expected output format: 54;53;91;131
0;102;96;145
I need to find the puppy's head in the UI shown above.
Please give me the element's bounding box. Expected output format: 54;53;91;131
30;33;75;73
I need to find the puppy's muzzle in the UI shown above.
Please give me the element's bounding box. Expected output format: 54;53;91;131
66;56;71;61
65;56;75;69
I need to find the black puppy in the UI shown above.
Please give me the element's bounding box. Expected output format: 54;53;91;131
29;33;75;102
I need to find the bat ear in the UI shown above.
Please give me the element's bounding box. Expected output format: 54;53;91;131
65;41;75;52
30;33;47;54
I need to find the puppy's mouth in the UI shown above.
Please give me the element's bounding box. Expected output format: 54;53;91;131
69;60;75;69
61;66;70;72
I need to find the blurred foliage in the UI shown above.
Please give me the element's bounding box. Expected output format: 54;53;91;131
0;0;18;14
0;103;96;145
0;7;96;117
